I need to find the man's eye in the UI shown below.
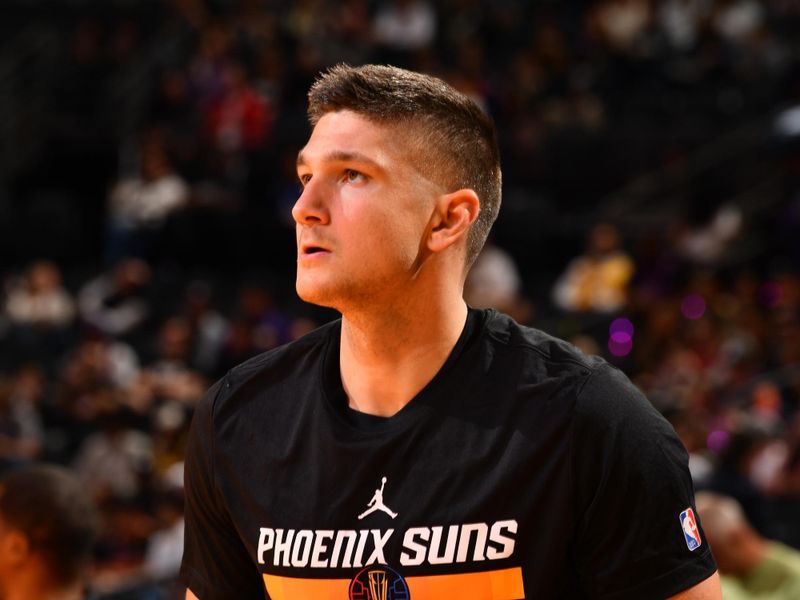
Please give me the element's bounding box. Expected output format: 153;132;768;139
299;174;312;186
345;170;365;183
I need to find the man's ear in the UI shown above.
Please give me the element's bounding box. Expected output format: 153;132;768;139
2;530;29;565
427;189;480;253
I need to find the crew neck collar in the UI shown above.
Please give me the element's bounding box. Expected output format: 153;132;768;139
322;307;486;434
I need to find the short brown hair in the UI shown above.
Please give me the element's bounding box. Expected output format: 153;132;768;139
0;465;98;587
308;64;502;269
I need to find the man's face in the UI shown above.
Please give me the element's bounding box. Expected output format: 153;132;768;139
293;110;442;309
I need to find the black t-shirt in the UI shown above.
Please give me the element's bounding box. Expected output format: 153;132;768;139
181;309;716;599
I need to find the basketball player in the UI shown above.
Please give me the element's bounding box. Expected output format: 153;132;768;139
0;465;98;600
182;65;721;599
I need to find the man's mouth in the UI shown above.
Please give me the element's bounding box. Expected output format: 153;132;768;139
300;243;331;258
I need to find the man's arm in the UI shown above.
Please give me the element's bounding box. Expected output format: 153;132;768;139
571;364;719;597
668;571;722;599
180;378;266;598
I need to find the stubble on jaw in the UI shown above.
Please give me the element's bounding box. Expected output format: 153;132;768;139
295;248;417;314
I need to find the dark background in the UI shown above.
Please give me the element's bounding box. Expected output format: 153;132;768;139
0;1;799;598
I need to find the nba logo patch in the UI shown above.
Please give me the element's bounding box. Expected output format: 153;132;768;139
679;507;702;551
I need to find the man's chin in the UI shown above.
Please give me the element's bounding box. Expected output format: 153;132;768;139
295;279;339;309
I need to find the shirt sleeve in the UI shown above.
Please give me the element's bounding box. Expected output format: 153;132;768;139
180;377;267;600
570;363;717;599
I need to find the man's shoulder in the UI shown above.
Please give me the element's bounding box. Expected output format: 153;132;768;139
480;310;653;420
482;309;604;377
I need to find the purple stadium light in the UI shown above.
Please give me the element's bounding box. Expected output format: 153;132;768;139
681;293;706;320
707;430;730;454
607;317;634;357
608;331;633;357
609;317;634;337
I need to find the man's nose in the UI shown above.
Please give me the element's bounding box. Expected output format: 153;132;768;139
292;179;330;226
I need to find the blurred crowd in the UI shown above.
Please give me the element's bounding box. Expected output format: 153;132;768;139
1;0;800;597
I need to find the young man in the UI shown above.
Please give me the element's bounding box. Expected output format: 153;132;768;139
181;64;721;599
0;464;98;600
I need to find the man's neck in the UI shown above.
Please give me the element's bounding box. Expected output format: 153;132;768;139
339;295;468;417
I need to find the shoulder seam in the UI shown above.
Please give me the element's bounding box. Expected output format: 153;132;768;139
575;362;609;399
484;329;594;370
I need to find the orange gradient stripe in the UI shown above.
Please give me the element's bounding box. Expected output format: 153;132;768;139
263;573;349;600
263;567;524;600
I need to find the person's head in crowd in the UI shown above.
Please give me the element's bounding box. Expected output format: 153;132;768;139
238;284;275;322
141;143;171;182
157;317;193;363
0;465;98;600
112;258;152;295
717;427;770;476
587;222;623;257
153;487;184;529
26;261;64;296
695;492;763;576
183;280;215;322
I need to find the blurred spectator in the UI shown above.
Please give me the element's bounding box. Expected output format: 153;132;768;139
71;408;153;503
134;317;206;410
55;334;141;459
206;282;293;377
464;243;532;323
204;63;271;156
373;0;437;52
657;0;712;52
78;259;152;338
3;261;76;367
702;427;772;536
106;142;189;263
90;497;157;598
778;416;800;497
143;489;185;583
61;335;140;395
146;69;202;178
181;281;228;375
0;366;45;470
150;317;193;373
189;23;235;108
214;318;260;378
696;491;800;599
89;486;186;599
670;409;715;485
0;464;98;600
589;0;653;56
237;283;290;350
552;223;634;313
712;0;764;45
151;403;190;482
4;261;75;330
675;204;743;266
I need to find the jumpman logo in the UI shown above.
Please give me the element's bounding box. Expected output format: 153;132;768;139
358;476;398;520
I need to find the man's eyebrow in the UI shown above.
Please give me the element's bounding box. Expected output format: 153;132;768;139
296;150;381;169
